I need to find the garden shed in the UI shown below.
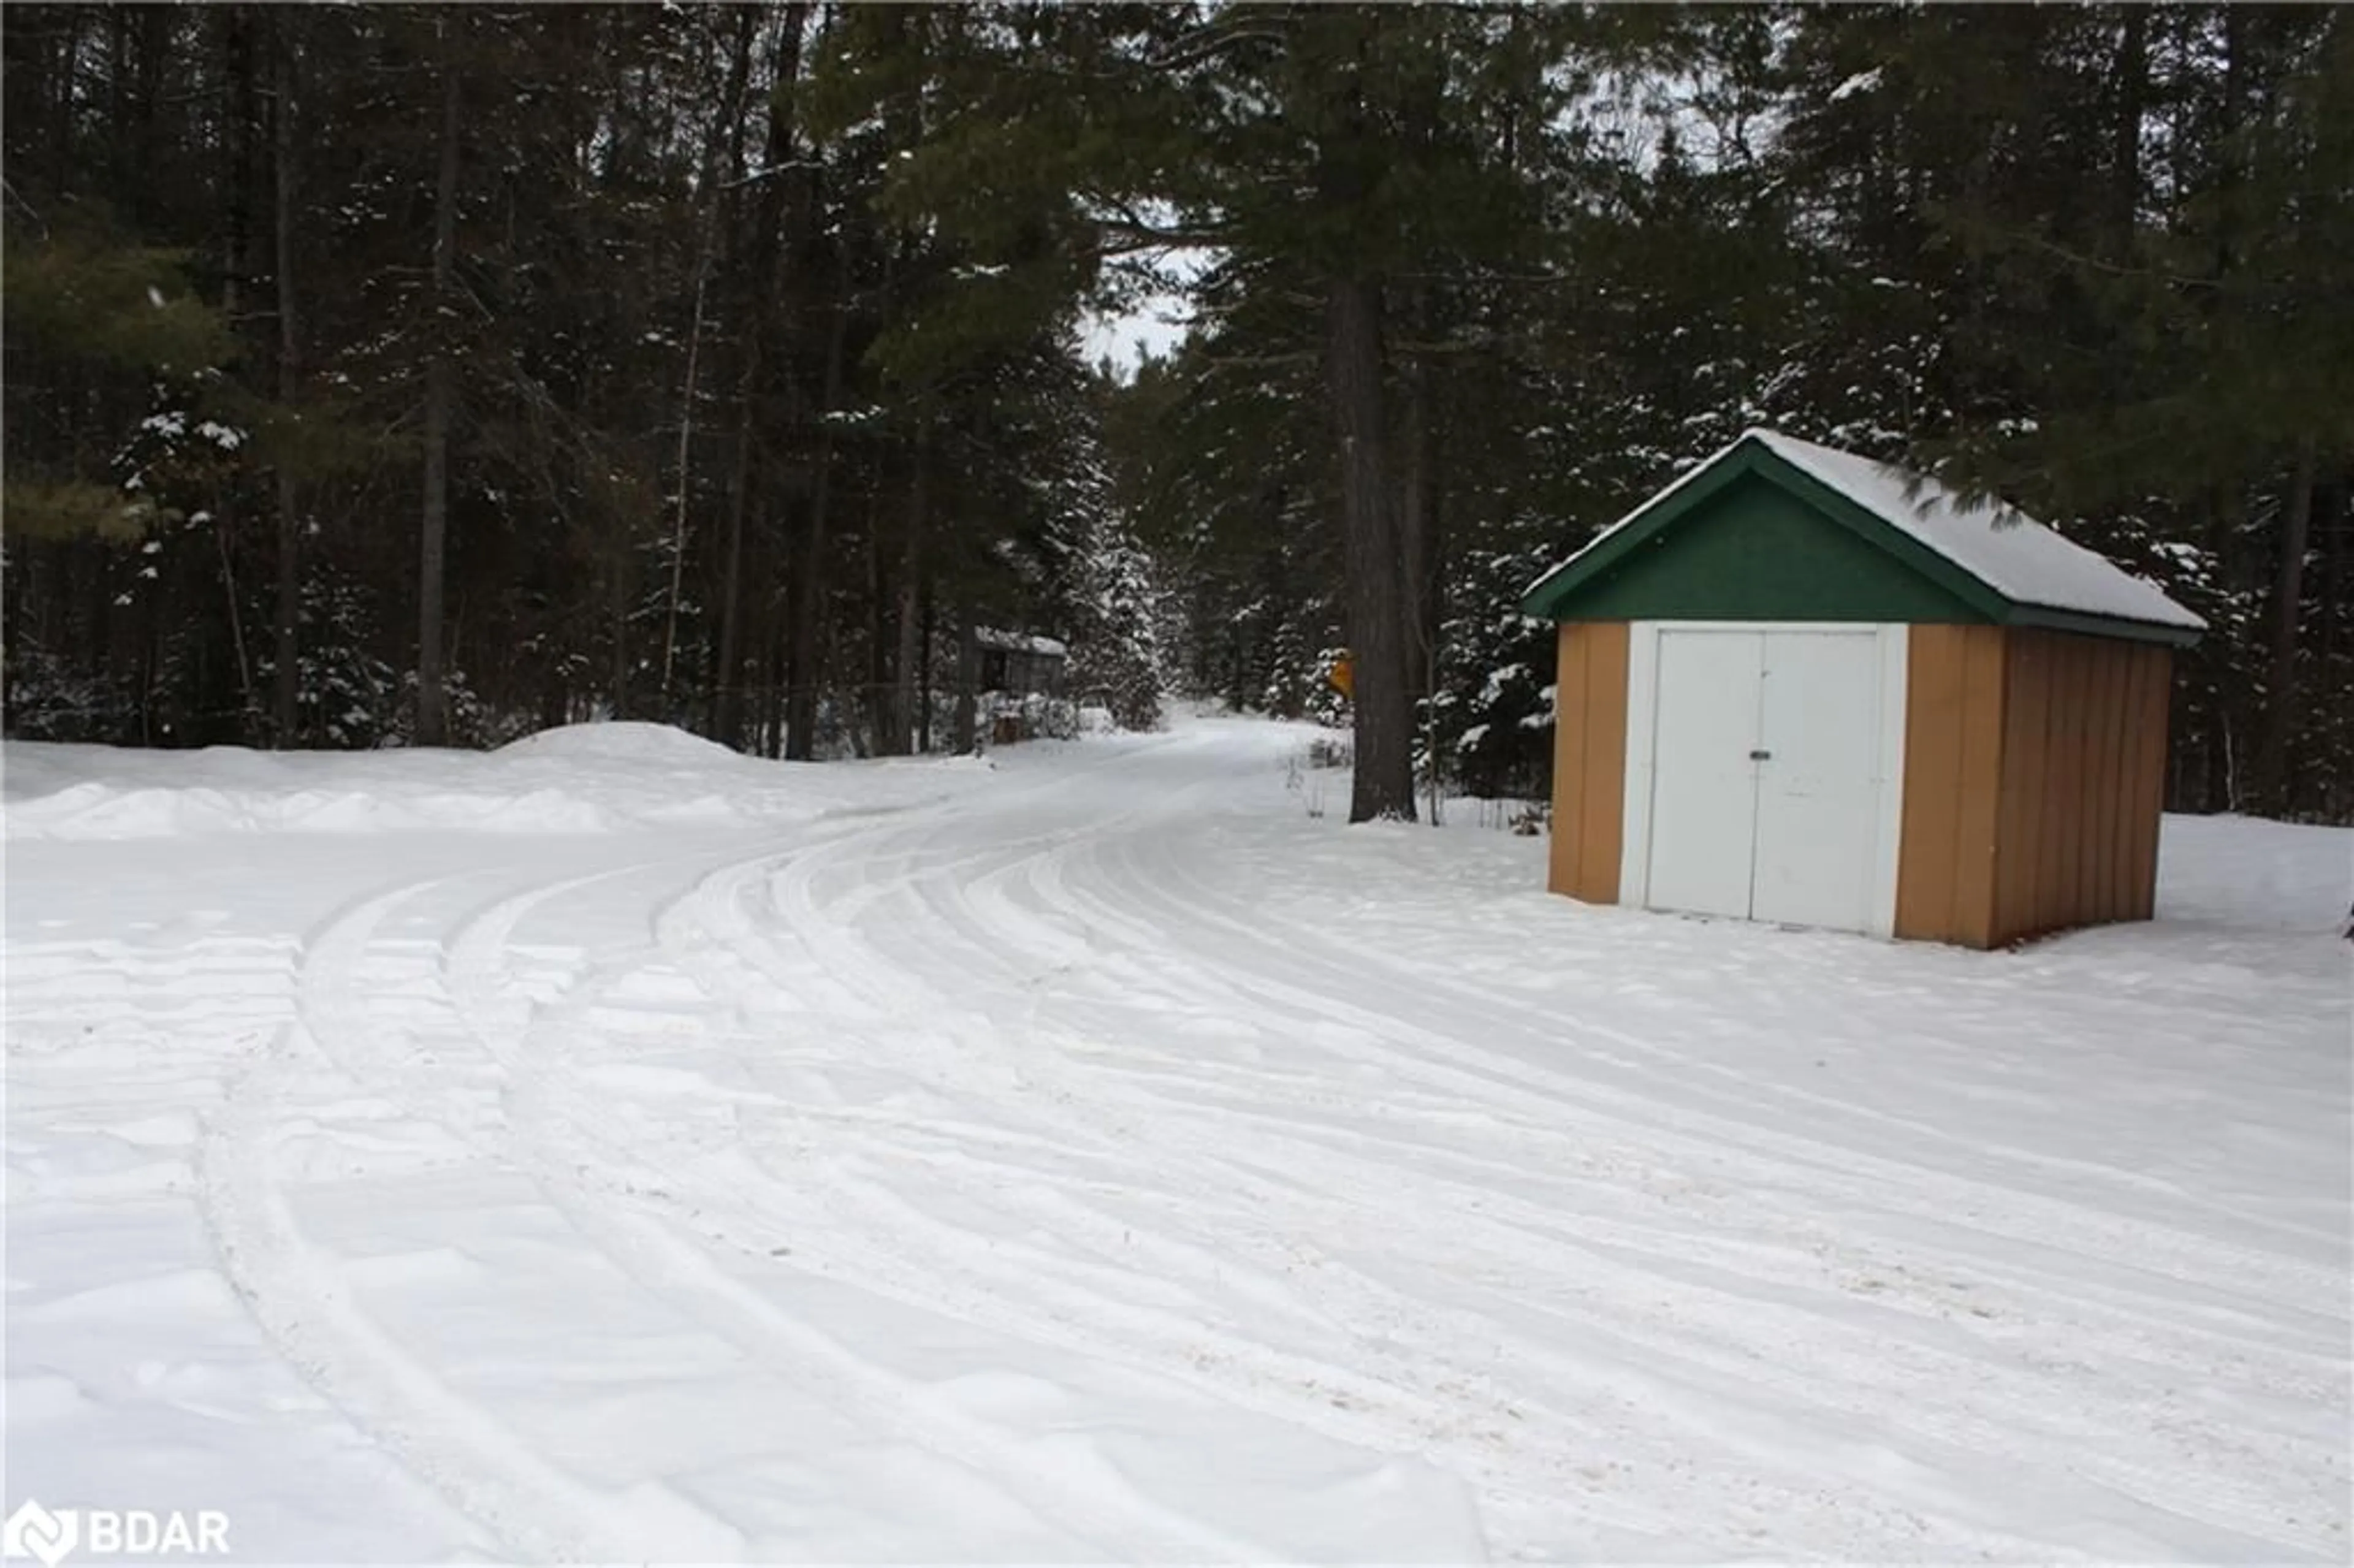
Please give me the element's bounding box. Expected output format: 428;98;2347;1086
975;627;1068;700
973;627;1069;745
1522;429;2204;948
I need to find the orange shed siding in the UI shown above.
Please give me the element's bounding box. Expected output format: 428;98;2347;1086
1992;629;2054;943
1893;625;2009;945
1894;625;2172;947
1547;622;1630;904
1989;630;2173;943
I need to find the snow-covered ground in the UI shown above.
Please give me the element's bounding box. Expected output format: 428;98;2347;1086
6;717;2348;1564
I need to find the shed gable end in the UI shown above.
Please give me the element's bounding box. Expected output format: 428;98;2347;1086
1529;468;1991;626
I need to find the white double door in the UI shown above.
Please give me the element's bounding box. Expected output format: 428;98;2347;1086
1634;625;1900;935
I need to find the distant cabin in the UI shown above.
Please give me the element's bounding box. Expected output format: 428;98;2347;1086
975;628;1068;744
1520;429;2204;948
975;628;1068;699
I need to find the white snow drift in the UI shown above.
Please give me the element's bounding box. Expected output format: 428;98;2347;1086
2;723;989;841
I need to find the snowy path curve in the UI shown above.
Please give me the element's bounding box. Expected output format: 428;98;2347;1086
701;728;2347;1561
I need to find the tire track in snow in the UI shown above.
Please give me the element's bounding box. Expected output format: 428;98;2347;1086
1023;803;2347;1553
436;834;1287;1562
574;786;1739;1546
709;783;2127;1558
193;876;652;1564
1055;801;2345;1340
1096;826;2354;1425
869;840;2138;1550
1122;816;2339;1304
736;757;2341;1558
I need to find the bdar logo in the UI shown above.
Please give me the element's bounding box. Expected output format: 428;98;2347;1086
2;1500;227;1564
2;1501;77;1568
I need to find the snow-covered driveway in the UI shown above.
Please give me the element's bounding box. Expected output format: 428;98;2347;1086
6;718;2348;1563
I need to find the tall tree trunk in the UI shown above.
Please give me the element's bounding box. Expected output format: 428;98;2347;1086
608;551;631;720
1325;273;1415;821
2108;8;2147;252
760;607;787;757
2216;5;2249;283
134;7;167;203
414;42;460;747
270;11;302;744
44;9;85;196
952;616;978;754
658;265;711;717
712;425;756;748
784;299;847;761
883;436;928;756
107;10;133;207
220;7;255;319
1398;338;1442;815
2257;441;2316;813
211;6;263;744
916;585;934;755
215;504;257;728
863;491;888;758
710;78;760;752
2323;481;2348;821
713;6;809;751
660;12;758;721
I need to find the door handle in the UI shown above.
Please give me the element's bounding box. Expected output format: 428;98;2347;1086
1748;749;1772;761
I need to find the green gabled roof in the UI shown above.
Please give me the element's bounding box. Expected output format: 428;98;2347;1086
1520;430;2203;647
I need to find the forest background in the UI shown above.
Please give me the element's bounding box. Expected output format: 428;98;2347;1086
6;4;2347;823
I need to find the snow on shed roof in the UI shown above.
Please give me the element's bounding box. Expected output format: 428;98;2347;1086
1749;431;2203;630
1525;428;2203;633
975;628;1068;657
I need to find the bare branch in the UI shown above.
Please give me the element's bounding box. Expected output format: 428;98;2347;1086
1993;228;2219;291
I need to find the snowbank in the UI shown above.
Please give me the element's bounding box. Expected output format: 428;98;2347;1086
2151;812;2353;930
1;725;989;841
492;720;744;764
